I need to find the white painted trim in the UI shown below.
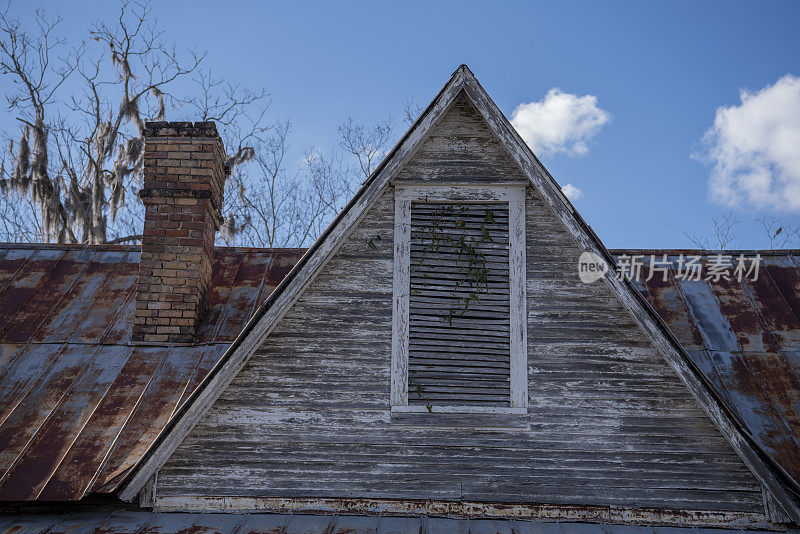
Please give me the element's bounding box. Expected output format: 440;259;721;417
391;405;527;415
508;194;527;408
390;197;411;406
395;183;524;202
391;183;527;414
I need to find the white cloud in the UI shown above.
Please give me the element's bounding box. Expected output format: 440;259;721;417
561;183;584;201
511;89;611;156
701;74;800;212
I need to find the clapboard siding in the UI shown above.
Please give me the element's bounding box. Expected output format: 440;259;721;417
156;104;764;513
394;92;528;184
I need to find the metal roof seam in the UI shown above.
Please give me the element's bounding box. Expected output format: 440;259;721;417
35;344;131;500
738;273;786;354
762;262;800;333
738;355;800;454
247;250;281;321
23;249;98;346
208;251;246;343
82;346;173;497
63;250;129;345
0;249;67;340
0;342;71;429
0;247;33;296
98;264;138;346
700;349;743;423
0;342;97;495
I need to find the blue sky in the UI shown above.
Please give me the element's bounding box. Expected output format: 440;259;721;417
10;1;800;248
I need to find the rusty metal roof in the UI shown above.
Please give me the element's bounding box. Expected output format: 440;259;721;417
0;244;305;502
1;245;800;505
610;250;800;492
0;511;797;534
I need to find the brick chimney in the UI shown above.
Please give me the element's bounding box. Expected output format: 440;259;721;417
132;121;226;343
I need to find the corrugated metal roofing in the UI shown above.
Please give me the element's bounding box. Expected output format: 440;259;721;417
1;245;800;505
0;511;795;534
0;244;305;501
610;250;800;492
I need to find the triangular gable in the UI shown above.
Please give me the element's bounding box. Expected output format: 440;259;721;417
119;66;800;520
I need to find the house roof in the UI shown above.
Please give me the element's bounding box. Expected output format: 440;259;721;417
0;510;798;534
115;65;800;519
1;243;800;512
0;244;304;501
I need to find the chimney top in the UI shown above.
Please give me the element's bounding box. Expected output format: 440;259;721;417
143;121;221;138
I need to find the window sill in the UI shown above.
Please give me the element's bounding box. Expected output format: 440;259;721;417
389;407;529;430
391;405;526;415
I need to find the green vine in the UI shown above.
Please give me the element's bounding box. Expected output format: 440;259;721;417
413;203;494;325
404;202;499;410
408;369;433;412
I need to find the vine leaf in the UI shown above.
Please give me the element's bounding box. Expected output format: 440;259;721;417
408;370;433;413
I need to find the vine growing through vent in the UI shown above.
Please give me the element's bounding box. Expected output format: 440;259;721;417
412;202;494;325
407;202;496;409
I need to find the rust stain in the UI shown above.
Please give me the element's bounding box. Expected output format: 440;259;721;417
744;271;800;349
0;249;67;339
612;250;800;486
195;250;244;343
0;244;304;502
765;260;800;323
711;274;778;353
638;258;705;350
37;347;159;501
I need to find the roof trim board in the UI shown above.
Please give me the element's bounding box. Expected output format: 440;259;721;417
118;66;800;520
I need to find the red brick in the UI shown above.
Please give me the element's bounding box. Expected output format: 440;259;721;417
133;121;224;343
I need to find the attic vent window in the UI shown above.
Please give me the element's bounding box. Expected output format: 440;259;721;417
391;185;527;414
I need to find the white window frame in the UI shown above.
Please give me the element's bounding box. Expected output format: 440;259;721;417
390;184;528;414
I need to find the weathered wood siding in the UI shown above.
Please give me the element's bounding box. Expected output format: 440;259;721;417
394;92;528;184
156;101;763;513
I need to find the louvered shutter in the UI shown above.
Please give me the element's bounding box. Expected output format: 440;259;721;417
407;202;511;407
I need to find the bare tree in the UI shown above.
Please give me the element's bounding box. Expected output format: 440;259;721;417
0;2;428;250
684;211;738;250
222;109;418;248
683;231;710;250
0;7;82;242
217;121;352;248
756;216;798;249
712;212;738;250
338;116;393;180
0;1;268;244
223;112;403;248
402;96;423;126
